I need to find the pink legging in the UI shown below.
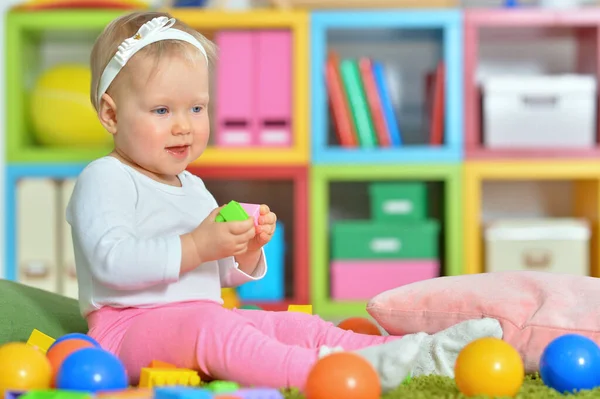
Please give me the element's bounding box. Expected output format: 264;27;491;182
87;300;397;390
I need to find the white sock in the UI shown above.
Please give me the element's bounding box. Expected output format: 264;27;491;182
411;317;503;378
335;317;503;393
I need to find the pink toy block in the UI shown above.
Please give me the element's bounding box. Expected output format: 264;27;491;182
239;202;260;227
330;260;440;300
216;31;256;147
255;30;292;147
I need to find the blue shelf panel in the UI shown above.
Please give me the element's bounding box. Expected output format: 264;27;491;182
5;163;86;281
310;10;464;164
312;145;462;164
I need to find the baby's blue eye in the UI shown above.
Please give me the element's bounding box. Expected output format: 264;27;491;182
192;106;203;113
154;108;168;115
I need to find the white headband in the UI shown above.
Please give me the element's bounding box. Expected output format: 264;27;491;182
97;16;208;105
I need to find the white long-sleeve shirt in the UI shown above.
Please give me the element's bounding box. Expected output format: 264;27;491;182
66;156;267;317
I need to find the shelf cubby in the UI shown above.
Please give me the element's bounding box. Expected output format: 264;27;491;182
5;10;125;163
310;10;463;164
172;9;310;166
310;164;462;319
464;8;600;159
5;163;86;298
187;165;309;311
463;160;600;277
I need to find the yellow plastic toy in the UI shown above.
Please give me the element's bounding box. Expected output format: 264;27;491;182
138;368;201;388
454;337;524;397
26;329;55;354
0;342;52;397
287;304;312;315
221;288;240;309
30;64;112;147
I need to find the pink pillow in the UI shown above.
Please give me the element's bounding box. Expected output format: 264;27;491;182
366;271;600;373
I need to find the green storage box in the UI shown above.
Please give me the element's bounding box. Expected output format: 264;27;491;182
331;220;440;259
369;182;428;222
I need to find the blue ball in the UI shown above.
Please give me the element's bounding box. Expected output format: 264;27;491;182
49;333;100;351
56;347;128;393
540;334;600;393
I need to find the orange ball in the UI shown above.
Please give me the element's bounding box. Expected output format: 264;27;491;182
337;317;381;336
46;338;95;385
305;352;381;399
0;342;52;397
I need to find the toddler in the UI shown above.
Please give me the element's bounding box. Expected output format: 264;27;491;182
66;11;503;393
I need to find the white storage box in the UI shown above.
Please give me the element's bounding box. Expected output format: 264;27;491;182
484;218;590;275
482;75;597;148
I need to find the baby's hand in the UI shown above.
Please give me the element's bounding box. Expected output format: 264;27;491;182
246;204;277;253
191;206;256;263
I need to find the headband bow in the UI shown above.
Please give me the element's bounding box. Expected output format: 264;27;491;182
97;16;208;105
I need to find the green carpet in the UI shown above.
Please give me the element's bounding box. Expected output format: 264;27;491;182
280;374;600;398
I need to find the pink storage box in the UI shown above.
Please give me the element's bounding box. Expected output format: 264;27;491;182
331;260;440;300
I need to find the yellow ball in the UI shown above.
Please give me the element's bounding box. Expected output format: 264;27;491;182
0;342;52;397
454;337;524;397
30;64;111;147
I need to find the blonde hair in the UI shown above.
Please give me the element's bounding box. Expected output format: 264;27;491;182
90;11;217;111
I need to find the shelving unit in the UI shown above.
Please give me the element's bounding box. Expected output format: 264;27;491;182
311;164;462;319
6;5;600;319
310;10;463;164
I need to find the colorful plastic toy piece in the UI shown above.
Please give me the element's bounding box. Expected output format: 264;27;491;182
153;387;213;399
48;333;100;351
27;329;55;354
216;201;260;227
305;352;381;399
221;288;240;310
56;348;128;393
4;390;26;399
239;203;260;226
239;304;262;310
234;388;284;398
138;368;201;388
207;380;239;393
20;390;91;399
96;389;153;399
287;305;312;315
0;342;52;397
337;318;381;336
540;334;600;394
47;339;96;384
148;360;176;369
455;337;524;397
215;201;249;223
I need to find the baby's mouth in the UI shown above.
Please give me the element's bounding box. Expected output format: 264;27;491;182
166;145;190;157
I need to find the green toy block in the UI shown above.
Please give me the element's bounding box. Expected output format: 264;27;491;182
215;200;249;223
206;380;239;393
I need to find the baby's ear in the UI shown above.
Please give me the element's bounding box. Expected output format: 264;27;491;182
98;93;118;135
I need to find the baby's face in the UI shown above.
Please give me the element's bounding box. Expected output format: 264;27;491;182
112;52;210;181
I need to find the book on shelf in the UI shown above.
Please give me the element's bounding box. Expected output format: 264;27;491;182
325;51;445;148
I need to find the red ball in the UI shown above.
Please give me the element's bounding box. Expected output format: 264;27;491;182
337;317;382;336
305;352;381;399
